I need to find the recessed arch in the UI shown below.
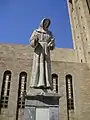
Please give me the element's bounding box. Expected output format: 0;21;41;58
16;71;27;120
69;0;72;4
1;70;12;108
17;71;27;109
52;73;58;93
65;74;74;112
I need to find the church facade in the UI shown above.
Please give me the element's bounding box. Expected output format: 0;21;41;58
0;0;90;120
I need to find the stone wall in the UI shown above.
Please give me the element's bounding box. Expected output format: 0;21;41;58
0;44;76;63
0;44;90;120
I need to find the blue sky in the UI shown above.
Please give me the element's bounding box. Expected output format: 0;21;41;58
0;0;73;48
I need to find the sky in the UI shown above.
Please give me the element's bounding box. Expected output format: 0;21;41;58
0;0;73;48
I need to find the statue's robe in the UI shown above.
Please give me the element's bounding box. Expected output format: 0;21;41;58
30;29;55;88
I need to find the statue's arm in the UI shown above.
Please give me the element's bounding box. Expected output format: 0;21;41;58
30;30;39;48
48;32;55;50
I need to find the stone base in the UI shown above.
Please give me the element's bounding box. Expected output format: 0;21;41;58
22;88;60;120
26;88;60;98
25;88;60;107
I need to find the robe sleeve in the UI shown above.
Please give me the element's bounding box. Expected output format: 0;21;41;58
30;30;39;48
48;31;55;50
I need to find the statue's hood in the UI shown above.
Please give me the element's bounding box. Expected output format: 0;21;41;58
36;18;51;33
39;18;51;28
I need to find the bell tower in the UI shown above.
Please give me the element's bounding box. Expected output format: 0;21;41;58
67;0;90;63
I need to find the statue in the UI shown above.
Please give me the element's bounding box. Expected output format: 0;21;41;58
30;18;55;89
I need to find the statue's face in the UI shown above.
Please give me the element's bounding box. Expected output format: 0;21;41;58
43;19;50;29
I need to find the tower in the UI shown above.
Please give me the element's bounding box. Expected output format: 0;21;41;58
67;0;90;63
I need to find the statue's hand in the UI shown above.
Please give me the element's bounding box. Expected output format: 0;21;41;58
48;39;55;46
47;38;55;50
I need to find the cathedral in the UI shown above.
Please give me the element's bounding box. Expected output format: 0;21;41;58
0;0;90;120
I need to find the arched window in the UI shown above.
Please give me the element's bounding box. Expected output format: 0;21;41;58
52;74;58;93
66;74;74;111
1;71;11;108
69;0;72;4
17;72;27;109
86;0;90;14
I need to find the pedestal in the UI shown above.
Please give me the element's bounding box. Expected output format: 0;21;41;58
23;88;60;120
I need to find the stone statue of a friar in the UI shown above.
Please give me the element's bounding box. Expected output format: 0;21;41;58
30;18;55;89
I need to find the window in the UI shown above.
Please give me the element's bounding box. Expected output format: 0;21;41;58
81;59;83;63
81;16;83;19
52;74;58;93
17;72;27;109
79;7;80;10
69;0;72;4
66;74;74;110
83;26;85;29
69;0;73;12
86;0;90;14
0;71;11;108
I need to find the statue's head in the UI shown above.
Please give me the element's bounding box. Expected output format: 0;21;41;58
40;18;51;30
